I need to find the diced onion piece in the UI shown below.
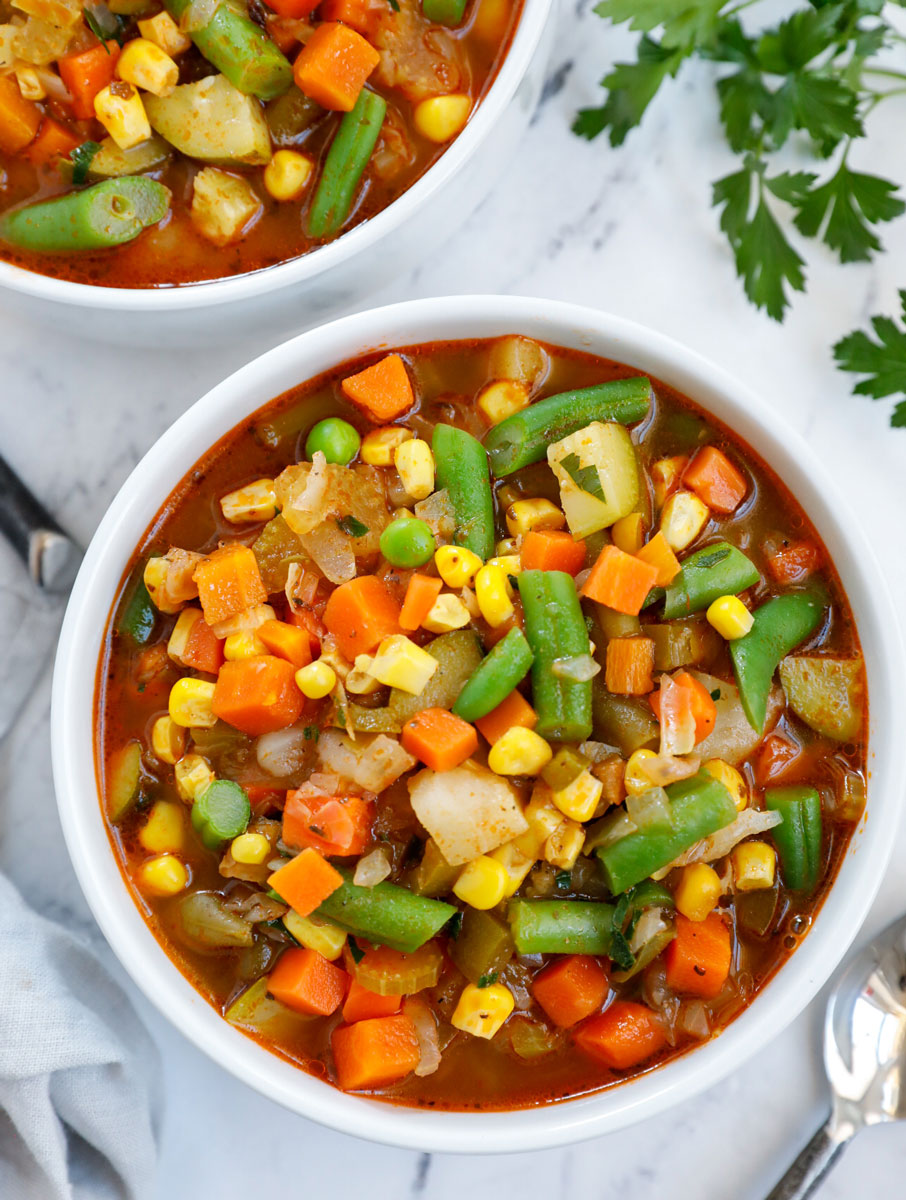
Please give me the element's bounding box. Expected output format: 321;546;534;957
353;846;392;888
638;753;700;786
625;786;670;829
403;996;442;1077
256;726;311;777
679;1000;711;1040
655;807;783;876
551;654;600;682
180;0;219;32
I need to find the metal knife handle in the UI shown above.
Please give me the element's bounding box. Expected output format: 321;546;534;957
0;453;81;593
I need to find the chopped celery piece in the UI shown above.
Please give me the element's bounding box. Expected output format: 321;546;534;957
352;941;444;995
409;838;461;897
448;909;514;984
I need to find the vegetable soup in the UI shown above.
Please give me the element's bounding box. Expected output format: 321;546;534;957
0;0;520;286
97;335;866;1108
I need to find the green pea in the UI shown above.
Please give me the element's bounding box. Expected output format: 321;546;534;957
380;518;435;568
305;417;361;465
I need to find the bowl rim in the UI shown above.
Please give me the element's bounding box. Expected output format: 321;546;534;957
0;0;551;313
51;296;906;1153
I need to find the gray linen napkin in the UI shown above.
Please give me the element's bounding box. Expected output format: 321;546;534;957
0;872;159;1200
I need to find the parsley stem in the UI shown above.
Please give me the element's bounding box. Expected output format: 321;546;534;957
862;67;906;85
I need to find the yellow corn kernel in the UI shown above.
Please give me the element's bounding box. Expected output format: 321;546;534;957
474;563;515;629
168;678;217;728
345;654;383;695
15;67;45;100
453;855;508;909
611;511;645;555
174;753;215;801
230;832;271;865
219;478;277;524
167;606;202;664
435;544;483;588
488;727;553;777
506;498;566;537
659;490;709;552
413;93;471;143
544;820;585;870
151;714;185;765
138;11;191;54
496;537;520;557
488;841;535;897
422;592;471;633
703;758;748;811
394;438;435;501
360;426;414;467
451;981;514;1039
514;790;565;857
295;660;337;699
651;456;688;509
674;862;722;922
706;594;754;640
94;82;151;149
263;149;314;202
624;748;658;796
367;635;438;694
139;801;184;854
223;630;267;661
139;853;188;896
551;770;603;823
282;910;347;960
116;38;178;96
732;842;776;891
488;554;521;577
477;379;531;425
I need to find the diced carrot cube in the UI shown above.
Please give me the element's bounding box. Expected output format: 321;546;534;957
340;354;415;422
401;707;478;772
0;74;41;154
664;912;731;999
293;22;380;111
258;618;313;669
193;544;267;627
331;1014;421;1090
212;655;304;735
574;1001;667;1070
635;532;681;586
182;614;224;675
604;636;655;695
342;980;402;1023
267;947;349;1015
683;446;747;514
475;689;537;745
322;575;401;660
580;545;659;615
268;846;343;917
25;117;81;166
319;0;385;34
58;43;121;121
520;530;587;575
399;573;443;631
532;955;609;1028
765;540;821;586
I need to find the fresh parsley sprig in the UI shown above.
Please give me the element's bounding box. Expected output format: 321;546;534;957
834;289;906;426
575;1;906;424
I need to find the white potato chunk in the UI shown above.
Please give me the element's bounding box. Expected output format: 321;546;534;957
408;762;528;866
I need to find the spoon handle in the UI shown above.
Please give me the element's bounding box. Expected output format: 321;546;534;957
764;1115;853;1200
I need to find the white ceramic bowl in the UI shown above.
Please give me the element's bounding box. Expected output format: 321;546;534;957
0;7;552;347
52;297;904;1153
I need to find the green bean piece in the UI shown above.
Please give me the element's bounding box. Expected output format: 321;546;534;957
164;0;292;99
663;542;760;619
508;899;615;955
483;378;652;477
597;772;737;894
422;0;467;23
765;785;823;891
0;178;170;252
117;575;156;645
448;908;514;983
452;627;534;722
308;89;387;238
315;870;456;953
432;423;496;561
730;591;825;733
191;780;251;850
518;570;593;742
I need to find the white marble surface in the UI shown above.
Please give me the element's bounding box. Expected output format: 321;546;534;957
1;4;906;1198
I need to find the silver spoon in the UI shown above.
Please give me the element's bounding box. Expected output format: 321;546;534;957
765;911;906;1199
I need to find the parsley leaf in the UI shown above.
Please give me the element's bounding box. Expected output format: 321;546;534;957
834;291;906;426
447;911;463;940
477;971;499;988
573;36;687;145
336;515;369;538
69;141;100;186
793;165;905;263
347;937;365;964
83;4;126;48
555;870;571;889
558;452;605;500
